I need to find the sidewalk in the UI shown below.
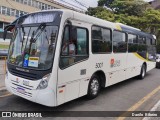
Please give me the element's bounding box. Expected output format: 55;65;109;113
0;72;8;96
0;59;6;92
0;74;5;89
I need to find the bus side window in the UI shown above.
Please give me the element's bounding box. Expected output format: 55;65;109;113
146;37;151;46
128;34;138;52
138;36;147;59
152;39;156;45
60;26;88;69
61;26;69;56
113;30;127;53
92;26;111;53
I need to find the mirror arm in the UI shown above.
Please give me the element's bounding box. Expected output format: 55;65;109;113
3;25;15;40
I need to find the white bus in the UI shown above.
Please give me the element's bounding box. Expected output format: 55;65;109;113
4;10;156;106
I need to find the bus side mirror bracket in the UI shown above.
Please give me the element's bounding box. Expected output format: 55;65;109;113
3;25;15;40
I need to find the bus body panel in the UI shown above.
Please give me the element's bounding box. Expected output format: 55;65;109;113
57;19;92;105
5;71;56;106
5;10;156;107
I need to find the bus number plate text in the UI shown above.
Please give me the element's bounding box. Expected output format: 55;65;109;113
95;63;103;69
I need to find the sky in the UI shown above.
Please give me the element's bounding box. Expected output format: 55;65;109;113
54;0;98;11
54;0;154;11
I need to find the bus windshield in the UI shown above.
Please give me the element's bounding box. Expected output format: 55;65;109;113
8;25;58;70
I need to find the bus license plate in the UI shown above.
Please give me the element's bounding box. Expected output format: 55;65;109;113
17;87;25;94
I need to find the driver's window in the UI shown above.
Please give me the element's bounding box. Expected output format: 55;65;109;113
60;26;88;69
61;26;69;55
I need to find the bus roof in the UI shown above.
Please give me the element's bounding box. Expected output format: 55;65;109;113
6;9;155;40
115;23;154;39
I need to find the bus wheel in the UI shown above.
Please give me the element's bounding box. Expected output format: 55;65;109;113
139;64;146;79
87;75;100;99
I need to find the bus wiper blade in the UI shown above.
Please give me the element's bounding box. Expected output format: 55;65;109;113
19;26;25;42
28;23;46;54
30;23;46;43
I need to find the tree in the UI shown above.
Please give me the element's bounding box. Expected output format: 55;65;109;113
86;7;115;22
98;0;114;7
110;0;149;16
88;0;160;47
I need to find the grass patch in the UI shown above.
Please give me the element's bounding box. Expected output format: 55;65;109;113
0;44;9;49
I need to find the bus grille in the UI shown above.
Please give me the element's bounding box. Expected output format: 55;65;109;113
10;68;37;80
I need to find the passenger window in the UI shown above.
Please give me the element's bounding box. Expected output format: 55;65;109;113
146;38;151;45
138;36;146;44
60;26;88;69
137;36;147;59
128;34;138;52
152;39;156;45
92;26;111;53
61;26;69;56
113;30;127;53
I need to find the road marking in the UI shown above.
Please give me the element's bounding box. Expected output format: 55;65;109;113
117;85;160;120
0;93;12;98
143;99;160;120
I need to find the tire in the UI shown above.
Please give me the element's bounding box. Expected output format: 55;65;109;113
87;75;100;99
156;62;160;69
138;64;146;79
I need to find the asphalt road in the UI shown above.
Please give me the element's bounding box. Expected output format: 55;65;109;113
0;68;160;120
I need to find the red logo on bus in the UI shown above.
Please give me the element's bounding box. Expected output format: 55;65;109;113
110;59;115;65
16;78;19;83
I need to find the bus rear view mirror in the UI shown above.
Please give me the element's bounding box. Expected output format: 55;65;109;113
3;25;15;40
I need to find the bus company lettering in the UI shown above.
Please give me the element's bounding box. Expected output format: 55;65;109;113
110;59;121;68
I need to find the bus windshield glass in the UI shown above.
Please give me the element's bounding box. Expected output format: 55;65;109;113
8;25;58;70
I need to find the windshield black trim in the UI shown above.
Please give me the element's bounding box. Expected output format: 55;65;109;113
8;25;59;71
8;62;52;80
7;11;63;80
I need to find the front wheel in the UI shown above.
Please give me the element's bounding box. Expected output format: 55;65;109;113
87;75;100;99
138;64;146;79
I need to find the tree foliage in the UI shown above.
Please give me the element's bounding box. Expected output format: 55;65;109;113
87;0;160;52
98;0;114;7
110;0;149;16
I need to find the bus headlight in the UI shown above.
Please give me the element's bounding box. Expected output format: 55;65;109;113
37;74;50;90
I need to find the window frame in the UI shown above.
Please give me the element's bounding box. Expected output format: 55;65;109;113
138;35;146;45
127;33;138;44
112;29;127;53
10;9;15;16
59;25;89;69
151;39;156;45
91;25;112;54
2;6;7;15
146;37;151;46
127;33;138;53
0;6;1;14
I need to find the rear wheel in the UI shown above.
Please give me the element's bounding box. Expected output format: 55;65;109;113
87;75;100;99
139;64;146;79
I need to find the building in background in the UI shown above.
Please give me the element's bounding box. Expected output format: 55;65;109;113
149;0;160;9
0;0;82;43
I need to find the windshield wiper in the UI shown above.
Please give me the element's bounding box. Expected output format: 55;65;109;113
28;23;46;54
30;23;46;43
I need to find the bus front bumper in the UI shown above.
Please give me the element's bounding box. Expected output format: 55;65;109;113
5;72;56;107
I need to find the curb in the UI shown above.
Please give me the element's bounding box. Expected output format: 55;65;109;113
0;86;8;96
0;86;6;91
